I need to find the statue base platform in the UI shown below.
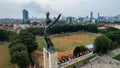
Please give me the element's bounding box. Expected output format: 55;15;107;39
43;47;58;68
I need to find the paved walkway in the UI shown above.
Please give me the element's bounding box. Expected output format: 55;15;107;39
78;48;120;68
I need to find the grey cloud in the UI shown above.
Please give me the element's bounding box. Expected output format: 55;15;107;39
22;0;60;17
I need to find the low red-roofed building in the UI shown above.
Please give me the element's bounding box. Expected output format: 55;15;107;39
0;26;7;29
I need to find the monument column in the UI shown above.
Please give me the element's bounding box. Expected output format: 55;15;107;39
43;48;58;68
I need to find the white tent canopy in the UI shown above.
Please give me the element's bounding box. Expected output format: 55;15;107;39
86;44;94;50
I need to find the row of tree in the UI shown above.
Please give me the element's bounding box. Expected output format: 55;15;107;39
98;27;119;34
100;21;120;24
25;24;98;36
9;30;38;68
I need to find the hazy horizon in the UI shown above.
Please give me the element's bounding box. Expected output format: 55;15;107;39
0;0;120;18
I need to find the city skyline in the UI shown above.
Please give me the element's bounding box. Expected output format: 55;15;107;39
0;0;120;18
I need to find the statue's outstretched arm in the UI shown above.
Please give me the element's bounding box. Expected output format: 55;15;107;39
48;14;61;28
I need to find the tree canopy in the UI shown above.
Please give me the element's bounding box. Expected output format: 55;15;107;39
94;35;113;54
9;43;27;55
0;29;16;42
106;27;119;33
19;30;38;53
10;50;30;68
105;30;120;44
9;30;38;67
74;45;88;57
24;24;98;36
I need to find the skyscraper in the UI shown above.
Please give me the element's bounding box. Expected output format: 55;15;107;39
98;12;100;19
66;17;72;24
90;11;93;22
90;12;93;19
22;9;29;22
97;12;100;23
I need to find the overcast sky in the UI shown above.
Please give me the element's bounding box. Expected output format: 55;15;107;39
0;0;120;19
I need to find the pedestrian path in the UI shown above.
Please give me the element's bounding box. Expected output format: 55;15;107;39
79;48;120;68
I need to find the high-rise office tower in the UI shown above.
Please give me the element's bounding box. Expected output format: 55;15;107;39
22;9;29;23
66;17;72;24
98;12;100;19
97;12;100;23
90;12;93;19
90;12;93;22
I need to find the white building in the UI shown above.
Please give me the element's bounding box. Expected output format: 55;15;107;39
13;24;31;33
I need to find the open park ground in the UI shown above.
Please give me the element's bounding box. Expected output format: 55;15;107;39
35;32;98;67
0;42;13;68
0;32;98;68
37;32;98;52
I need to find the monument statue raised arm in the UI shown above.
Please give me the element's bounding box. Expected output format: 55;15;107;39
44;12;61;51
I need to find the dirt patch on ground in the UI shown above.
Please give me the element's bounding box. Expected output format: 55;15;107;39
37;32;97;52
53;35;90;45
58;50;73;58
52;33;95;51
32;50;43;68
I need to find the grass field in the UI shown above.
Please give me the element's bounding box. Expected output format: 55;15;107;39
113;54;120;61
0;42;13;68
37;32;98;52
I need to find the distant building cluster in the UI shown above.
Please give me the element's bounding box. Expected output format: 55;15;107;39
0;9;45;25
0;10;120;25
65;12;120;24
98;15;120;22
0;9;120;33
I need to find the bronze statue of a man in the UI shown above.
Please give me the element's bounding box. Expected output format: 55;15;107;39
44;12;61;51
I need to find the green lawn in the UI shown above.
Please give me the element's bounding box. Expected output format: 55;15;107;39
0;42;13;68
113;54;120;61
37;32;98;52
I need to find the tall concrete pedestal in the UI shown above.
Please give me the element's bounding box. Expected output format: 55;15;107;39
43;48;58;68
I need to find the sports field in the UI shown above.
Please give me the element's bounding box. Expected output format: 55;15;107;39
37;32;98;52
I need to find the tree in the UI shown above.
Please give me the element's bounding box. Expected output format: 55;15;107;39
98;29;106;33
9;34;21;42
9;43;27;55
10;50;30;68
7;30;17;41
74;45;88;57
9;35;23;48
84;24;98;33
106;27;119;32
32;22;38;26
0;29;17;42
9;30;38;67
74;46;81;57
0;29;8;41
19;30;38;53
94;35;113;54
105;30;120;44
24;24;99;36
25;27;44;36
